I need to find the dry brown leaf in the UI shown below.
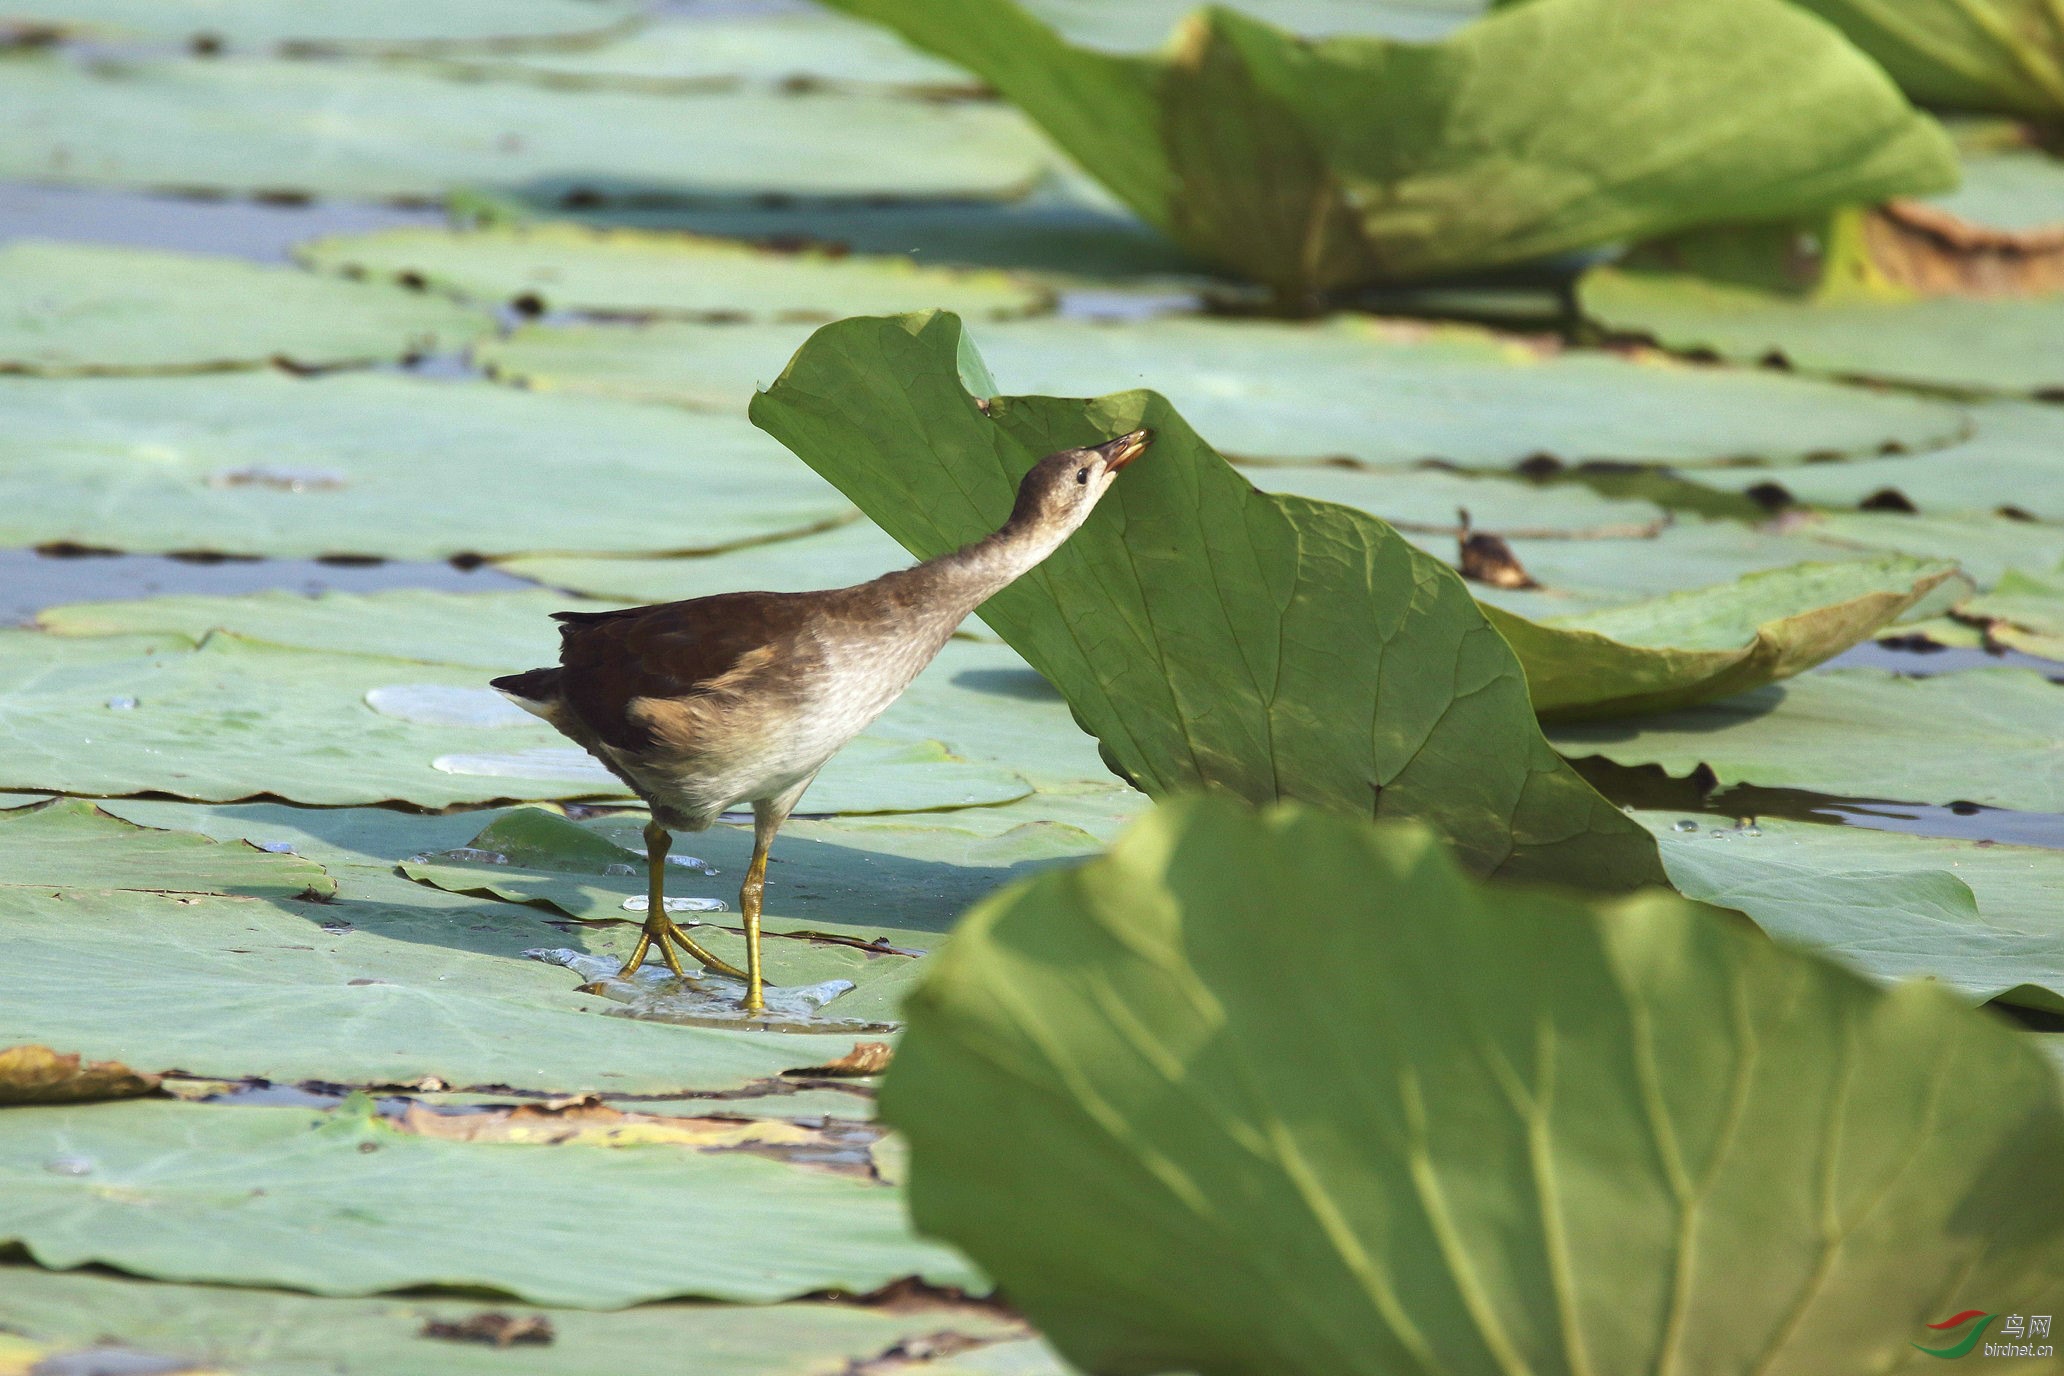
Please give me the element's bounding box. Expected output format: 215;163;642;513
1455;509;1540;590
418;1312;556;1348
785;1040;895;1078
396;1096;819;1149
1869;201;2064;296
0;1044;160;1104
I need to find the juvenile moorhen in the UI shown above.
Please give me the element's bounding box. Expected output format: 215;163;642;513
493;429;1151;1011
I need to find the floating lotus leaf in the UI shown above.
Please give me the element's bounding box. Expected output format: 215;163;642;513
0;242;487;374
820;0;1955;296
0;797;334;900
0;1098;974;1306
1694;401;2064;522
0;0;639;51
299;224;1046;320
1646;813;2064;1011
500;522;918;609
0;1266;1021;1376
883;795;2064;1376
482;312;1967;467
0;630;1027;811
0;372;851;560
1486;556;1960;719
1551;667;2064;812
1790;0;2064;117
751;311;1664;889
1242;463;1666;537
0;55;1050;204
1958;563;2064;659
1790;509;2064;586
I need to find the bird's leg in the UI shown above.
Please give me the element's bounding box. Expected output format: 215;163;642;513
739;806;780;1013
621;819;746;981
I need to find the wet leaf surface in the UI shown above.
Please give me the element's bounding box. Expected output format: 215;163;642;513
0;1097;977;1306
824;0;1954;295
0;242;487;374
752;311;1664;889
1551;667;2064;813
480;311;1969;467
1487;556;1960;719
0;55;1052;204
0;372;852;560
301;224;1047;320
883;795;2064;1376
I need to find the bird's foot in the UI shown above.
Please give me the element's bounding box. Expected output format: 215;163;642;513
620;913;748;982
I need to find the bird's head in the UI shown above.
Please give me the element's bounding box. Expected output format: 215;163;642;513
1004;429;1152;541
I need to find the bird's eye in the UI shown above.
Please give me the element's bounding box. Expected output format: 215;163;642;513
1075;468;1090;485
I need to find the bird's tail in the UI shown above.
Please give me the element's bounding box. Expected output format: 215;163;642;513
490;667;562;718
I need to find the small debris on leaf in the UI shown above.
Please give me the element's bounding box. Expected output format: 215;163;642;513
1454;508;1539;590
418;1312;555;1348
785;1041;894;1078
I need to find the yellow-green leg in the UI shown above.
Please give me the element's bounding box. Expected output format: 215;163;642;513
739;807;781;1013
621;820;747;981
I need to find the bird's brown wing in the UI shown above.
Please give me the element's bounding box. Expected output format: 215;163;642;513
552;591;816;752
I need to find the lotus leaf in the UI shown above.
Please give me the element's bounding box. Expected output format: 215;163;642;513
882;795;2064;1376
0;797;334;900
0;882;869;1092
1243;463;1666;537
750;311;1663;888
1646;813;2064;1010
481;312;1968;467
0;372;852;560
1790;0;2064;117
1551;667;2064;811
299;224;1046;320
0;56;1051;204
1958;563;2064;658
1487;556;1960;719
501;522;919;608
0;242;487;374
0;1098;975;1306
0;1266;1022;1376
1694;401;2064;522
1579;197;2064;395
0;0;639;50
819;0;1955;297
0;630;1028;811
1793;509;2064;586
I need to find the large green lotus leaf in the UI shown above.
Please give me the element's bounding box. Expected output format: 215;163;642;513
1790;0;2064;117
39;588;581;670
0;797;333;900
881;795;2064;1376
403;804;1100;956
0;630;1028;811
1694;401;2064;522
750;311;1664;889
1959;564;2064;659
0;1098;974;1306
0;55;1051;204
1644;812;2064;1011
0;370;852;560
0;242;487;374
820;0;1954;296
0;0;639;50
1551;667;2064;811
299;224;1046;320
0;880;871;1092
0;1267;1022;1376
481;312;1967;467
1487;557;1960;719
1797;509;2064;586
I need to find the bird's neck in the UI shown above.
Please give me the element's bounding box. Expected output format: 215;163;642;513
897;515;1071;624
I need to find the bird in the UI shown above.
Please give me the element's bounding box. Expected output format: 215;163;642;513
492;428;1151;1012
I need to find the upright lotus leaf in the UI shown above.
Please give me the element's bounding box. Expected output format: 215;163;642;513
820;0;1957;296
1581;183;2064;394
0;1098;975;1306
1789;0;2064;117
0;242;488;374
1486;556;1961;720
298;224;1046;321
1550;667;2064;812
0;797;334;900
882;796;2064;1376
481;312;1968;468
750;311;1663;889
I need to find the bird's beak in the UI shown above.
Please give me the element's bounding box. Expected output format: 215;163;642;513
1095;429;1152;472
